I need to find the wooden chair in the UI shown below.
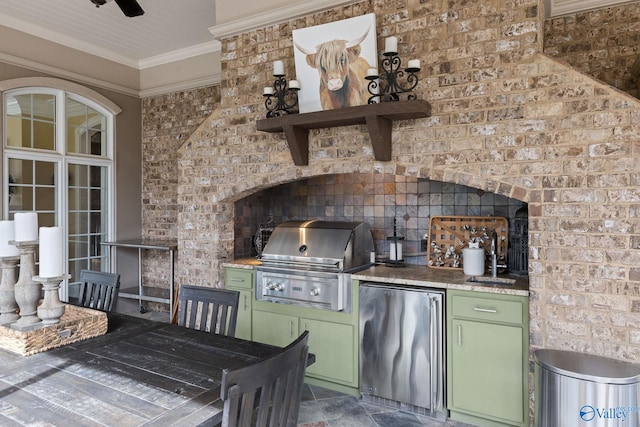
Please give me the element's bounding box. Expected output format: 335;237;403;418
177;285;240;336
77;269;121;312
220;331;310;427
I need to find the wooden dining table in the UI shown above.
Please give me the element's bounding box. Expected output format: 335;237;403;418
0;313;290;426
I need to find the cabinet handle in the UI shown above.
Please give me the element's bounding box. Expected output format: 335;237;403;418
290;320;294;337
473;307;497;313
457;325;462;347
243;295;248;310
231;278;244;283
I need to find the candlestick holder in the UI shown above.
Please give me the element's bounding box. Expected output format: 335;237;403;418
36;274;69;326
365;52;420;104
263;74;300;118
0;256;20;325
12;241;42;330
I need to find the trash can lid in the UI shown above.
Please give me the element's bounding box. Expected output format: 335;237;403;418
534;349;640;385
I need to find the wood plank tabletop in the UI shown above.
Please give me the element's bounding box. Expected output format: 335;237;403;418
0;313;283;426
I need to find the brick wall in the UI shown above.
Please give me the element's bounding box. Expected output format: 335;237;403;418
141;86;220;294
544;1;640;98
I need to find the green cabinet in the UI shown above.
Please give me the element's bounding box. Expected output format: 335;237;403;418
300;317;355;384
252;310;298;347
251;281;360;395
223;267;254;341
447;290;529;427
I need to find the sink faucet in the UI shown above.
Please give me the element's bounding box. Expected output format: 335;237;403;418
490;230;507;277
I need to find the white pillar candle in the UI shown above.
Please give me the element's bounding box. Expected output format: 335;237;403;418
288;80;300;89
395;242;403;261
384;36;398;54
389;243;397;261
273;60;284;76
407;59;421;69
14;212;38;242
39;226;63;278
0;221;19;257
366;68;378;77
263;86;274;95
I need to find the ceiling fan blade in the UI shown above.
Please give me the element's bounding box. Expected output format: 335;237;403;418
114;0;144;17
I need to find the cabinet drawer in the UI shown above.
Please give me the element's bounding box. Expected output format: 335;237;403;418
451;294;523;325
224;268;254;290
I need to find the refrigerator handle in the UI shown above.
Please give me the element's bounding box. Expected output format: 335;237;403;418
429;295;442;413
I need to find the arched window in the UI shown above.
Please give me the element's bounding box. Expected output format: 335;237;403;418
2;80;119;301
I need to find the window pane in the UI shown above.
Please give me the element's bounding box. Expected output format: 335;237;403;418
35;161;55;185
8;159;56;214
5;94;55;150
35;187;56;211
67;98;107;156
68;163;108;275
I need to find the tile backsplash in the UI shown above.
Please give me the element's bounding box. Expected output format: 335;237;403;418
234;173;526;265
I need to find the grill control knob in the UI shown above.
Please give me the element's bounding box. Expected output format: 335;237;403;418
276;283;285;292
310;287;320;297
267;282;277;291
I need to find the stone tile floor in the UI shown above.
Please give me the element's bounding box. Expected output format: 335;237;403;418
116;303;474;427
297;384;473;427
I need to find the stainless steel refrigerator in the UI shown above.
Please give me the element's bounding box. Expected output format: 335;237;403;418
359;282;446;420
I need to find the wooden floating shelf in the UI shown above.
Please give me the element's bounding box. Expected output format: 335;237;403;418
256;99;431;166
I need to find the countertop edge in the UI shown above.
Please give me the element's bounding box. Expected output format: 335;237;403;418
223;260;530;297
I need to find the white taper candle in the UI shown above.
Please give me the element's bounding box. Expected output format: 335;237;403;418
39;226;63;278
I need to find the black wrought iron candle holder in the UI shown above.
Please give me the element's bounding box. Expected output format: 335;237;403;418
263;74;300;118
366;52;420;104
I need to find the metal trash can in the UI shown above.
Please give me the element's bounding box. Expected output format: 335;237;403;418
535;349;640;426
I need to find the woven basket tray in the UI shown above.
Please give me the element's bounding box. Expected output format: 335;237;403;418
427;215;508;270
0;304;107;356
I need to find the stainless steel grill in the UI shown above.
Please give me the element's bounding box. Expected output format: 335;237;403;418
256;220;374;312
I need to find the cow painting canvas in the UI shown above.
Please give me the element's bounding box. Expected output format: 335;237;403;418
293;14;378;113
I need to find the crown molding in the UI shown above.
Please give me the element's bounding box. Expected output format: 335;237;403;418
547;0;634;17
139;74;221;98
209;0;357;39
0;51;220;98
139;40;222;69
0;52;139;97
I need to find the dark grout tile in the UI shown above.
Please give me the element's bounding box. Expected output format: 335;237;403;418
298;384;470;427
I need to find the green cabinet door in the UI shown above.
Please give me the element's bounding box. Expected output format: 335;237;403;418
449;318;524;424
223;267;254;341
234;288;252;340
301;317;355;384
252;310;299;348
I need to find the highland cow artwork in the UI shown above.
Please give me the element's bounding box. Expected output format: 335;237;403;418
293;13;378;113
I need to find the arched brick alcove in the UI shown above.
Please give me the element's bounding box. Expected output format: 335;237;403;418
176;53;640;363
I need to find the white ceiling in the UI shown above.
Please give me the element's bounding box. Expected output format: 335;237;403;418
0;0;218;69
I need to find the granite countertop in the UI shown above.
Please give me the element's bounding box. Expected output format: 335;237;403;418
222;259;529;297
351;264;529;297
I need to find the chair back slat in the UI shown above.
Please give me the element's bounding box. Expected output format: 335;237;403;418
77;270;121;312
220;331;310;427
177;285;240;336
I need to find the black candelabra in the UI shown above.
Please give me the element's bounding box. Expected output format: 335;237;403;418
263;62;300;118
365;38;420;104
